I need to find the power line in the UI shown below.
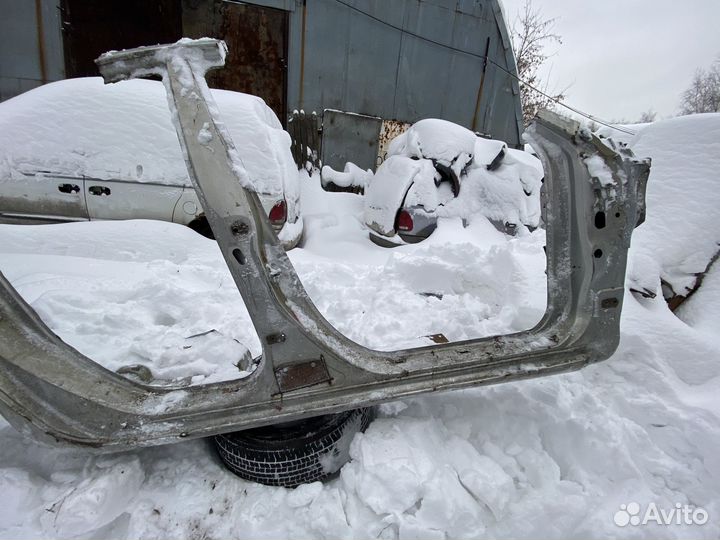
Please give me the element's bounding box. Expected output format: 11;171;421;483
330;0;637;136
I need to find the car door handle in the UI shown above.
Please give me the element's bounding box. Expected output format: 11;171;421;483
88;185;111;196
58;183;80;194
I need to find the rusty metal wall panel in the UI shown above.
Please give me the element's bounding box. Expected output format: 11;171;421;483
321;109;381;173
182;0;289;123
207;2;288;121
376;119;410;168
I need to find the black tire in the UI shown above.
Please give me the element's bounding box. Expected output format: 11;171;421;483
213;407;375;487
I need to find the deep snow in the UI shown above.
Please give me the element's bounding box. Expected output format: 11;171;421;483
626;113;720;301
0;115;719;539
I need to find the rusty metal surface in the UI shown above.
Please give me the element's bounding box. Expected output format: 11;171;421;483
205;2;288;122
275;359;331;393
376;119;411;168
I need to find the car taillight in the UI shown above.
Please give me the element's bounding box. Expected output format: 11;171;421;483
397;209;413;232
268;200;287;225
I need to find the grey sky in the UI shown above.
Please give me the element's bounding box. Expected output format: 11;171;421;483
500;0;720;122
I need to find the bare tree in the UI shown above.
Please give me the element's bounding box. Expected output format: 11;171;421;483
679;57;720;115
511;0;565;125
637;109;657;123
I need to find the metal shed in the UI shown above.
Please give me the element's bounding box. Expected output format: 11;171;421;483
0;0;523;171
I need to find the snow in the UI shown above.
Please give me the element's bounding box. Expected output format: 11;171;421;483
0;221;260;386
0;110;719;538
0;278;718;538
364;155;437;236
389;119;476;170
584;154;616;187
321;162;373;190
472;138;506;167
676;257;720;335
595;122;649;146
627;113;720;299
0;77;297;199
365;120;543;236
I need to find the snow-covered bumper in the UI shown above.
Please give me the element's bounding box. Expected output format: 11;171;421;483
0;39;648;450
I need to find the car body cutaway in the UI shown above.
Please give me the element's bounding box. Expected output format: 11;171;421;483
0;39;649;451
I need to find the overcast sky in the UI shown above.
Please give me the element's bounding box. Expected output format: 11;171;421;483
500;0;720;122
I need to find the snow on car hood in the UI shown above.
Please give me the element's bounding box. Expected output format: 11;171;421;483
0;77;297;200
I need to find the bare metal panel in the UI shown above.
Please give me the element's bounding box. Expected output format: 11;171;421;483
321;109;382;172
344;4;403;119
0;39;649;449
0;0;64;102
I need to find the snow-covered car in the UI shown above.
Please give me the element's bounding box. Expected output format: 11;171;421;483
0;77;303;248
364;119;543;246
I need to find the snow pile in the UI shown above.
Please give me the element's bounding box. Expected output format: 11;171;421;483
296;178;546;350
321;162;373;190
0;285;718;538
0;114;719;538
0;221;260;386
595;122;649;146
430;147;542;228
0;177;546;379
677;257;720;333
627;113;720;299
0;77;296;198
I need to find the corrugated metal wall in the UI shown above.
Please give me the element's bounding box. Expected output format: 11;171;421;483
285;0;523;147
0;0;523;147
0;0;64;102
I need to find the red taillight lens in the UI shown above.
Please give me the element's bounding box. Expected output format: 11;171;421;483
268;200;287;225
397;209;413;232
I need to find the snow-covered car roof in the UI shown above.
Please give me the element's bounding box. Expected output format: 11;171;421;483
0;77;296;197
388;118;478;169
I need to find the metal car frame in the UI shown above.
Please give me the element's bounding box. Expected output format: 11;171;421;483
0;39;648;451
